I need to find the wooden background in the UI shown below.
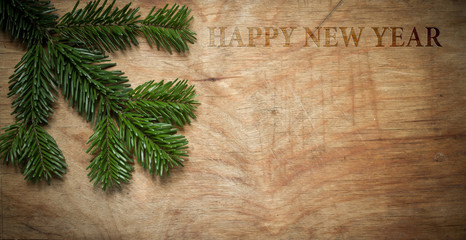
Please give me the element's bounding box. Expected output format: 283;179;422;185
1;0;465;239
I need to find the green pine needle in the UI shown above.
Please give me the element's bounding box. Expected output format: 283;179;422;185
57;0;196;53
57;0;141;52
125;79;199;126
0;0;58;47
118;112;188;176
0;123;27;166
9;43;58;125
140;4;196;53
22;123;67;183
49;41;131;123
0;0;198;190
86;112;133;190
0;122;67;183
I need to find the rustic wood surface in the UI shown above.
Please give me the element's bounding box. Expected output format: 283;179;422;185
1;0;465;239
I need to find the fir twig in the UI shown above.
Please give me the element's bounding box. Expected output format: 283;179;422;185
118;112;188;176
56;0;140;52
9;43;58;125
0;122;67;183
0;0;58;47
22;123;67;183
49;40;131;123
1;42;67;183
125;80;198;126
56;0;196;53
86;105;133;190
0;123;26;166
49;42;198;188
140;4;196;53
0;0;198;190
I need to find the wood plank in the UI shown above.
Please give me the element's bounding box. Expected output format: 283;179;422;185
1;0;465;239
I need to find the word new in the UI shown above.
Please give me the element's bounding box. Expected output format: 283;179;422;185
208;27;442;47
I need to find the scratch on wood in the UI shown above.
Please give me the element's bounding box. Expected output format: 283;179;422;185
321;75;327;152
293;91;315;132
318;0;343;28
350;67;355;128
192;76;240;82
23;223;45;234
364;53;380;132
366;132;466;142
303;0;344;44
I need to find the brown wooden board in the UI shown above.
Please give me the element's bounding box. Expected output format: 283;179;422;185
1;0;465;239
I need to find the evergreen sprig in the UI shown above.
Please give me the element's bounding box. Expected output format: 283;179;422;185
126;80;198;126
9;43;58;124
140;4;196;53
57;0;196;53
0;0;198;190
118;112;188;177
0;122;67;183
49;41;131;122
0;0;58;47
87;109;133;190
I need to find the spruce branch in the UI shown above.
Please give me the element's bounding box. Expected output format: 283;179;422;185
9;43;58;125
22;123;67;183
0;0;198;190
49;40;131;122
125;80;198;126
49;42;198;189
56;0;140;52
118;111;188;176
0;122;67;183
1;42;67;183
86;106;133;190
0;123;26;166
140;4;196;53
0;0;58;47
56;0;196;53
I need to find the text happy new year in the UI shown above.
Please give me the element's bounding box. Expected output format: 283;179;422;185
208;27;442;47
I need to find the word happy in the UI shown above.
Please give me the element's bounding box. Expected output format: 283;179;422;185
208;27;442;47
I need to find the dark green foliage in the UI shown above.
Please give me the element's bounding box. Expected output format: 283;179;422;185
0;0;198;190
140;4;196;53
81;79;197;188
21;123;67;183
0;0;58;47
118;112;188;176
0;123;26;166
126;80;198;126
49;41;131;122
87;112;133;190
57;0;141;52
57;0;196;53
1;41;66;183
0;122;67;183
9;43;58;125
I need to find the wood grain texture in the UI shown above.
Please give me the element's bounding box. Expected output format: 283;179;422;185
1;0;465;239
